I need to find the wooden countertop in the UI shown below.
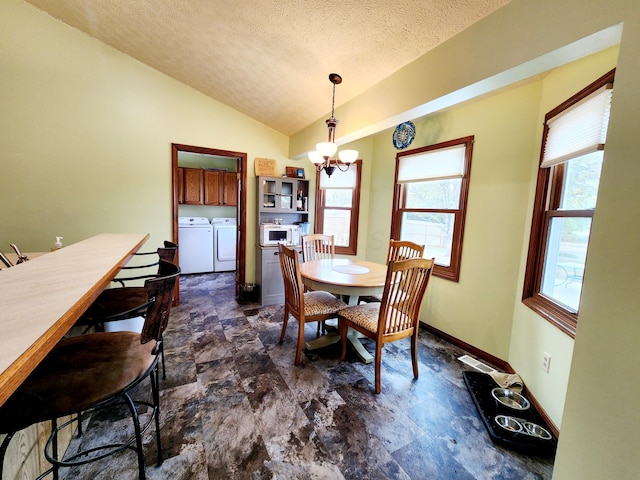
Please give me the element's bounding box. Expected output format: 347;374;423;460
0;233;149;406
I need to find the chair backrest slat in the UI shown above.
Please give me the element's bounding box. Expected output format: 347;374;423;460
386;239;425;263
378;257;434;336
279;244;303;317
140;260;180;344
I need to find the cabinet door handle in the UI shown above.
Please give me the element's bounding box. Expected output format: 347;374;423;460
273;251;280;256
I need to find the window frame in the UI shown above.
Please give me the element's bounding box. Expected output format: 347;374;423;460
391;136;474;281
314;159;362;255
523;68;615;337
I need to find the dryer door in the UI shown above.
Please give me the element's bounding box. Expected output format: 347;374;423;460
214;227;236;271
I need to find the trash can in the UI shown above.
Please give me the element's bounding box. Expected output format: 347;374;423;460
237;283;260;304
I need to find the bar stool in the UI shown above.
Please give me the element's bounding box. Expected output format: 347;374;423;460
77;241;178;377
0;260;180;480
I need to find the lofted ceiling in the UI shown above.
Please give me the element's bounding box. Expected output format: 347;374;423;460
23;0;511;136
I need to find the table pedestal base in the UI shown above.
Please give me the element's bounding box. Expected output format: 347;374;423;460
305;320;373;364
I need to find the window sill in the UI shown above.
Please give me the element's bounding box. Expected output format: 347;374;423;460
523;295;577;338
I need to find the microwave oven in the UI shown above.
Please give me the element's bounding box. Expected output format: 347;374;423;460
260;224;300;246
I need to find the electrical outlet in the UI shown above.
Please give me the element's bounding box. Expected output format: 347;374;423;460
542;352;551;373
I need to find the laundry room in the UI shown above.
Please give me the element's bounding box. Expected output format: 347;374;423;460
176;150;238;275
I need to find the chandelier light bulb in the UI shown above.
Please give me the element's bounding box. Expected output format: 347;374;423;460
316;142;338;158
338;149;358;164
308;150;325;165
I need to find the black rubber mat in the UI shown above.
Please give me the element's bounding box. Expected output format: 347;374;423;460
463;371;557;457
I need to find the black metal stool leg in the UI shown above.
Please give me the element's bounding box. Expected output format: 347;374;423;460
0;432;15;480
123;392;146;480
151;367;163;466
50;419;59;480
161;345;166;380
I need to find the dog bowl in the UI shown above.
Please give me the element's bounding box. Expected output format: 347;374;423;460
495;415;523;433
523;421;552;440
491;388;530;410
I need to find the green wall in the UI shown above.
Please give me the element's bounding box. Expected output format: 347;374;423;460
363;47;619;430
372;79;541;359
294;0;640;476
0;0;297;277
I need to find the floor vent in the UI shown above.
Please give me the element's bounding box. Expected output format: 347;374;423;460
458;355;496;374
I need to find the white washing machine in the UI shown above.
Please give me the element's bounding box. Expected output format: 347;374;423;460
212;217;237;272
178;217;214;274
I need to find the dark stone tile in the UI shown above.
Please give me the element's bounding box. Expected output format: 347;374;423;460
59;272;554;480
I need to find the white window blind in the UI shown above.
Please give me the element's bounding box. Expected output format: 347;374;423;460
397;144;466;183
319;162;358;189
541;84;613;168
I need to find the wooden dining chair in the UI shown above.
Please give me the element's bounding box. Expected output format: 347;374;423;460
301;233;335;262
358;239;425;304
0;260;180;480
278;243;347;365
301;233;336;333
339;257;434;393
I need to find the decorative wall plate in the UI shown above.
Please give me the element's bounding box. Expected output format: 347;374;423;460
392;121;416;150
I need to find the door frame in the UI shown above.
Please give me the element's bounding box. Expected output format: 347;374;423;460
171;143;247;303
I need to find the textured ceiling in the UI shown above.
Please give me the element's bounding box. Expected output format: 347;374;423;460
23;0;510;136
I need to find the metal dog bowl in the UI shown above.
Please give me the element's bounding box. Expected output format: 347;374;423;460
491;388;530;410
495;415;523;433
523;421;552;440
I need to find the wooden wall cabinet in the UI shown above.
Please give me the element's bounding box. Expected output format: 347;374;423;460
203;170;221;205
182;167;204;205
222;171;238;206
204;170;238;206
178;168;237;206
176;166;184;204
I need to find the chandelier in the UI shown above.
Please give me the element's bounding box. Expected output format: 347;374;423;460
308;73;358;177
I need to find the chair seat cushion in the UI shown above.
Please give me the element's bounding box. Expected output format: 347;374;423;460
304;291;347;316
0;332;155;433
84;287;149;320
339;303;381;332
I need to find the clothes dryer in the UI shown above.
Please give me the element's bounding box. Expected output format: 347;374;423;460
212;218;236;272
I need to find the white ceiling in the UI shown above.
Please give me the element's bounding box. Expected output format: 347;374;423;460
23;0;511;136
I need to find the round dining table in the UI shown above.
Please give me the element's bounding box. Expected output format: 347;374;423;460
298;258;388;364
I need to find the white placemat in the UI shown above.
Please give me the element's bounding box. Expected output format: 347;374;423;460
332;264;369;274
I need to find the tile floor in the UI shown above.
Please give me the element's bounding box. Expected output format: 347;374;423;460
60;272;555;479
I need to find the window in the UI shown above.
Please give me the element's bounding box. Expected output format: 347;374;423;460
391;136;474;281
314;160;362;255
523;69;614;337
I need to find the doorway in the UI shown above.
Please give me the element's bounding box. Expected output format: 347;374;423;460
171;143;247;303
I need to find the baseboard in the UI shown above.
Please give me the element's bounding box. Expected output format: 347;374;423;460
419;322;559;439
